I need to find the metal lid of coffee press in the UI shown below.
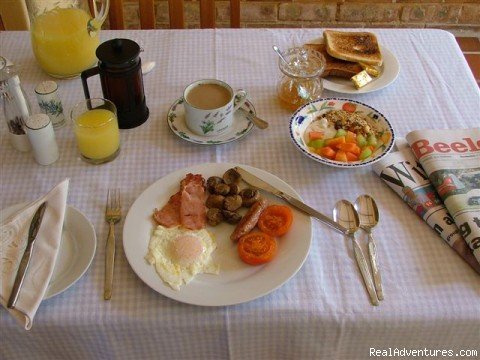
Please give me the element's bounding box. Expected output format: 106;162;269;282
96;38;140;68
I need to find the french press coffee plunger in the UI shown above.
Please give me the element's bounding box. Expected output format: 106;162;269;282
81;38;149;129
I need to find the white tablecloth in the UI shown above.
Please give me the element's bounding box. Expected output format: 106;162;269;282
1;29;479;360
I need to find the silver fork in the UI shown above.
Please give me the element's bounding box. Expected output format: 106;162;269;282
104;189;121;300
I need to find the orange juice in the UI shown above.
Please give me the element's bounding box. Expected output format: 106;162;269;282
74;109;120;160
30;8;99;78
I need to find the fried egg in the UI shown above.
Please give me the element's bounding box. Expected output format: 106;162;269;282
145;225;219;290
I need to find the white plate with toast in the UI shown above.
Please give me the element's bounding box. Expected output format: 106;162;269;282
123;163;312;306
322;45;400;94
305;31;400;94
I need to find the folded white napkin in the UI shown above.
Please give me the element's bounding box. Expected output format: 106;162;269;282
0;179;69;329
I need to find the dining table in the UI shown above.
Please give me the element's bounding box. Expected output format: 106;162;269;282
1;28;479;360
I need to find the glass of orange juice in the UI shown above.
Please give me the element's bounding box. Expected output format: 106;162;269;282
71;98;120;164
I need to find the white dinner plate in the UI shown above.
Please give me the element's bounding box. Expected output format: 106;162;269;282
322;45;400;94
123;163;312;306
0;204;96;299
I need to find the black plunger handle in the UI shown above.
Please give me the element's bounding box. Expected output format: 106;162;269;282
81;67;100;101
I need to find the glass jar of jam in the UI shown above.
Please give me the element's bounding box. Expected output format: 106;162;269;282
277;47;326;111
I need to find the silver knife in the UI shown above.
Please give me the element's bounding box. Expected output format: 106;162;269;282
234;167;348;235
7;201;48;309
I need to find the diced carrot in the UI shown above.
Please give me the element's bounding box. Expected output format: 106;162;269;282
351;144;361;155
335;150;348;162
318;146;336;159
338;142;361;155
345;131;357;143
326;136;345;149
308;131;324;141
345;151;359;161
381;132;391;144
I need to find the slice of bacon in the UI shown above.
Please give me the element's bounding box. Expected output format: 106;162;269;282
153;173;206;230
180;173;206;230
153;192;181;227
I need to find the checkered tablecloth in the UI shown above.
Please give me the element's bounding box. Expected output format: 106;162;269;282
1;29;479;360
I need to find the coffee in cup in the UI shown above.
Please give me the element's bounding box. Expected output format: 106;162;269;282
183;79;247;136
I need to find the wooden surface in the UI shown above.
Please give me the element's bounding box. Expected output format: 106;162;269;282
139;0;155;29
230;0;240;28
199;0;215;28
108;0;125;29
168;0;185;29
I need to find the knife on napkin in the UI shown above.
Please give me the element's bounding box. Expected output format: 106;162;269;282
7;201;48;309
234;167;347;235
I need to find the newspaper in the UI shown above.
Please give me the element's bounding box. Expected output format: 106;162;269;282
373;138;480;274
406;128;480;267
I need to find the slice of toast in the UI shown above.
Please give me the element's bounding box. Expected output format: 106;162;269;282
304;43;363;79
323;30;383;66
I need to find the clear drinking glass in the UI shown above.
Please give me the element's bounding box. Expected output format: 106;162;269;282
71;98;120;164
277;47;326;111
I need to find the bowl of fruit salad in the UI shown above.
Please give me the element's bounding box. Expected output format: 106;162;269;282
289;98;395;168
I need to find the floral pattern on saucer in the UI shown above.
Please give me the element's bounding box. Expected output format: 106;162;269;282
167;98;255;145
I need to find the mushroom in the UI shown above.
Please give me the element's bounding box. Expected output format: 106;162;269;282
223;168;241;185
222;210;242;224
207;176;224;193
223;195;242;212
228;183;240;195
213;183;230;196
239;188;260;207
206;208;224;226
206;194;225;209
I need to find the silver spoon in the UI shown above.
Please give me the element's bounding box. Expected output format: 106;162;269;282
272;45;289;65
239;108;269;129
333;200;379;306
354;195;383;301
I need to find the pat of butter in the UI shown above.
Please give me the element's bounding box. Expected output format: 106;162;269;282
351;70;373;89
359;62;380;77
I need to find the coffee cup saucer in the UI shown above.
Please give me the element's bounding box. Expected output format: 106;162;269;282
167;97;255;145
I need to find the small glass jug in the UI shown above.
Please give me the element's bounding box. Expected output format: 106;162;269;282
277;47;326;111
25;0;110;79
0;57;32;152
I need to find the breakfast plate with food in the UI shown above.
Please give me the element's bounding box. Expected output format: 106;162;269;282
123;163;312;306
305;30;400;94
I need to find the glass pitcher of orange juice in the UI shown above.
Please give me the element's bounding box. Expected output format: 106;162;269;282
25;0;110;79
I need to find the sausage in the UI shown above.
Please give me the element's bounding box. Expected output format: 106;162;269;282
230;197;268;242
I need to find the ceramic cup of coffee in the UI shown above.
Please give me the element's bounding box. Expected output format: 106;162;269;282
183;79;248;136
